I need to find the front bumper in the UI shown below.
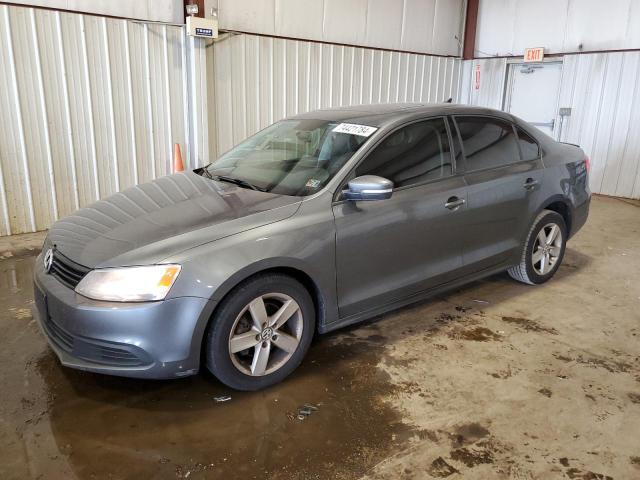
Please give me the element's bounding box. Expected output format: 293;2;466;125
33;255;214;379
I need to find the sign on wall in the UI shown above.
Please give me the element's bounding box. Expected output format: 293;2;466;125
474;64;481;90
524;47;544;63
187;16;218;38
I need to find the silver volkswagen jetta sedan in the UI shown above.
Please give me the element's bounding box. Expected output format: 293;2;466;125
33;103;590;390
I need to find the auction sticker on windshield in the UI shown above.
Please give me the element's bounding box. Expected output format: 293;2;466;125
332;123;378;137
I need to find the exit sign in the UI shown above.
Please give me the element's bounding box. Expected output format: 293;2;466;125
524;47;544;63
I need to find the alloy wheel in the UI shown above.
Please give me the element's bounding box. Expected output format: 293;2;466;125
531;222;563;275
228;293;303;376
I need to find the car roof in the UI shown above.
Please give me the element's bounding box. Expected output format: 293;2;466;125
287;103;515;128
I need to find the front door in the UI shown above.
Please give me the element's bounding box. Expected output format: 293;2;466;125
332;118;467;319
505;62;562;138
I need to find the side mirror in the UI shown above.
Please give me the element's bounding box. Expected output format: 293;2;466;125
343;175;393;201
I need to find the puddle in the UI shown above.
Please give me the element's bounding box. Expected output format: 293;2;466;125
0;254;415;479
448;326;501;342
538;388;552;398
34;338;413;479
501;316;558;335
553;352;633;374
453;423;490;445
449;446;494;468
428;457;459;477
565;467;613;480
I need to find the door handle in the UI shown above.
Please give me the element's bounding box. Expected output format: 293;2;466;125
523;178;539;190
445;196;465;210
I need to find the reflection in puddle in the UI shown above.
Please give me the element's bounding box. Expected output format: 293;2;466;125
1;254;413;479
36;337;411;479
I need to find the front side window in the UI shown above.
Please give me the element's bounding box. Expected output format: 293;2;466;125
454;116;520;171
204;119;371;196
355;118;453;188
515;126;540;161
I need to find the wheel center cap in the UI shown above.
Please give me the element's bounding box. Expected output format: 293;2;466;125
261;327;274;341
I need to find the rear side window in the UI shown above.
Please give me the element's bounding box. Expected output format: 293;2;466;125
515;127;540;160
454;116;520;171
355;118;453;188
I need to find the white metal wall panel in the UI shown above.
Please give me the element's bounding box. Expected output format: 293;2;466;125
275;0;324;41
84;15;118;199
432;0;465;58
367;0;403;51
0;5;187;236
463;53;640;199
8;1;184;24
213;0;465;57
459;58;507;109
476;0;640;57
323;0;367;47
0;7;28;235
186;34;210;169
401;0;435;54
558;52;640;199
208;33;462;158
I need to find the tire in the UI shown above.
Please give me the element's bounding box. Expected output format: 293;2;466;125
508;209;567;285
205;273;315;391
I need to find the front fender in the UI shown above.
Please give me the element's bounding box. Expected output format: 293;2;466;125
163;198;338;331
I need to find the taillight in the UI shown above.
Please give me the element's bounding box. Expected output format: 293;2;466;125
584;156;590;173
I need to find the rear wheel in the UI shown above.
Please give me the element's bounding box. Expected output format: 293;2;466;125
205;273;315;391
508;209;567;285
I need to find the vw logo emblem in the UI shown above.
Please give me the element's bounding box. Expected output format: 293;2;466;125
43;248;54;274
260;327;274;341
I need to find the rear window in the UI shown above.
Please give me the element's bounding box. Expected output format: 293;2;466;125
454;116;520;171
516;127;540;161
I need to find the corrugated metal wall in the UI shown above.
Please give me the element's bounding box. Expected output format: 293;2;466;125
460;54;640;199
558;52;640;199
0;4;187;236
208;33;463;158
459;57;507;110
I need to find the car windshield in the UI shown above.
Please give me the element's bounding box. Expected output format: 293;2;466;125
203;119;373;196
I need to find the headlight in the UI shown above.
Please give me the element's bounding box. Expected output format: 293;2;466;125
75;265;181;302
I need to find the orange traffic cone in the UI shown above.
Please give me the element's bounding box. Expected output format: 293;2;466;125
174;143;184;172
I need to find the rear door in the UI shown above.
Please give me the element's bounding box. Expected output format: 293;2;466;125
453;116;544;271
332;117;467;319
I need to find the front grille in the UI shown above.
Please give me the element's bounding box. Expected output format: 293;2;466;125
50;251;90;289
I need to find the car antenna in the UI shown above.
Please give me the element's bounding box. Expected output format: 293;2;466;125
444;97;453;103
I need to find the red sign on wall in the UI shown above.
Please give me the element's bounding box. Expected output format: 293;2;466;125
524;47;544;63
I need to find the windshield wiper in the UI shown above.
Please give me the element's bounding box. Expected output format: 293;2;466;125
212;174;265;192
199;168;214;179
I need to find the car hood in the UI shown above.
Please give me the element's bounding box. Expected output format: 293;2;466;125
46;171;302;268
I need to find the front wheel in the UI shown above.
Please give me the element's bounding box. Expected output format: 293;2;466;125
205;273;315;391
508;209;567;285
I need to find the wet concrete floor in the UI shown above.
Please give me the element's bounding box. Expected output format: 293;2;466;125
1;195;639;479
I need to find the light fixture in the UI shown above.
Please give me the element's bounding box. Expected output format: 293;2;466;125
185;4;199;17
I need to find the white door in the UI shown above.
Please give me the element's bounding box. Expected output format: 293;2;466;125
504;62;562;138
